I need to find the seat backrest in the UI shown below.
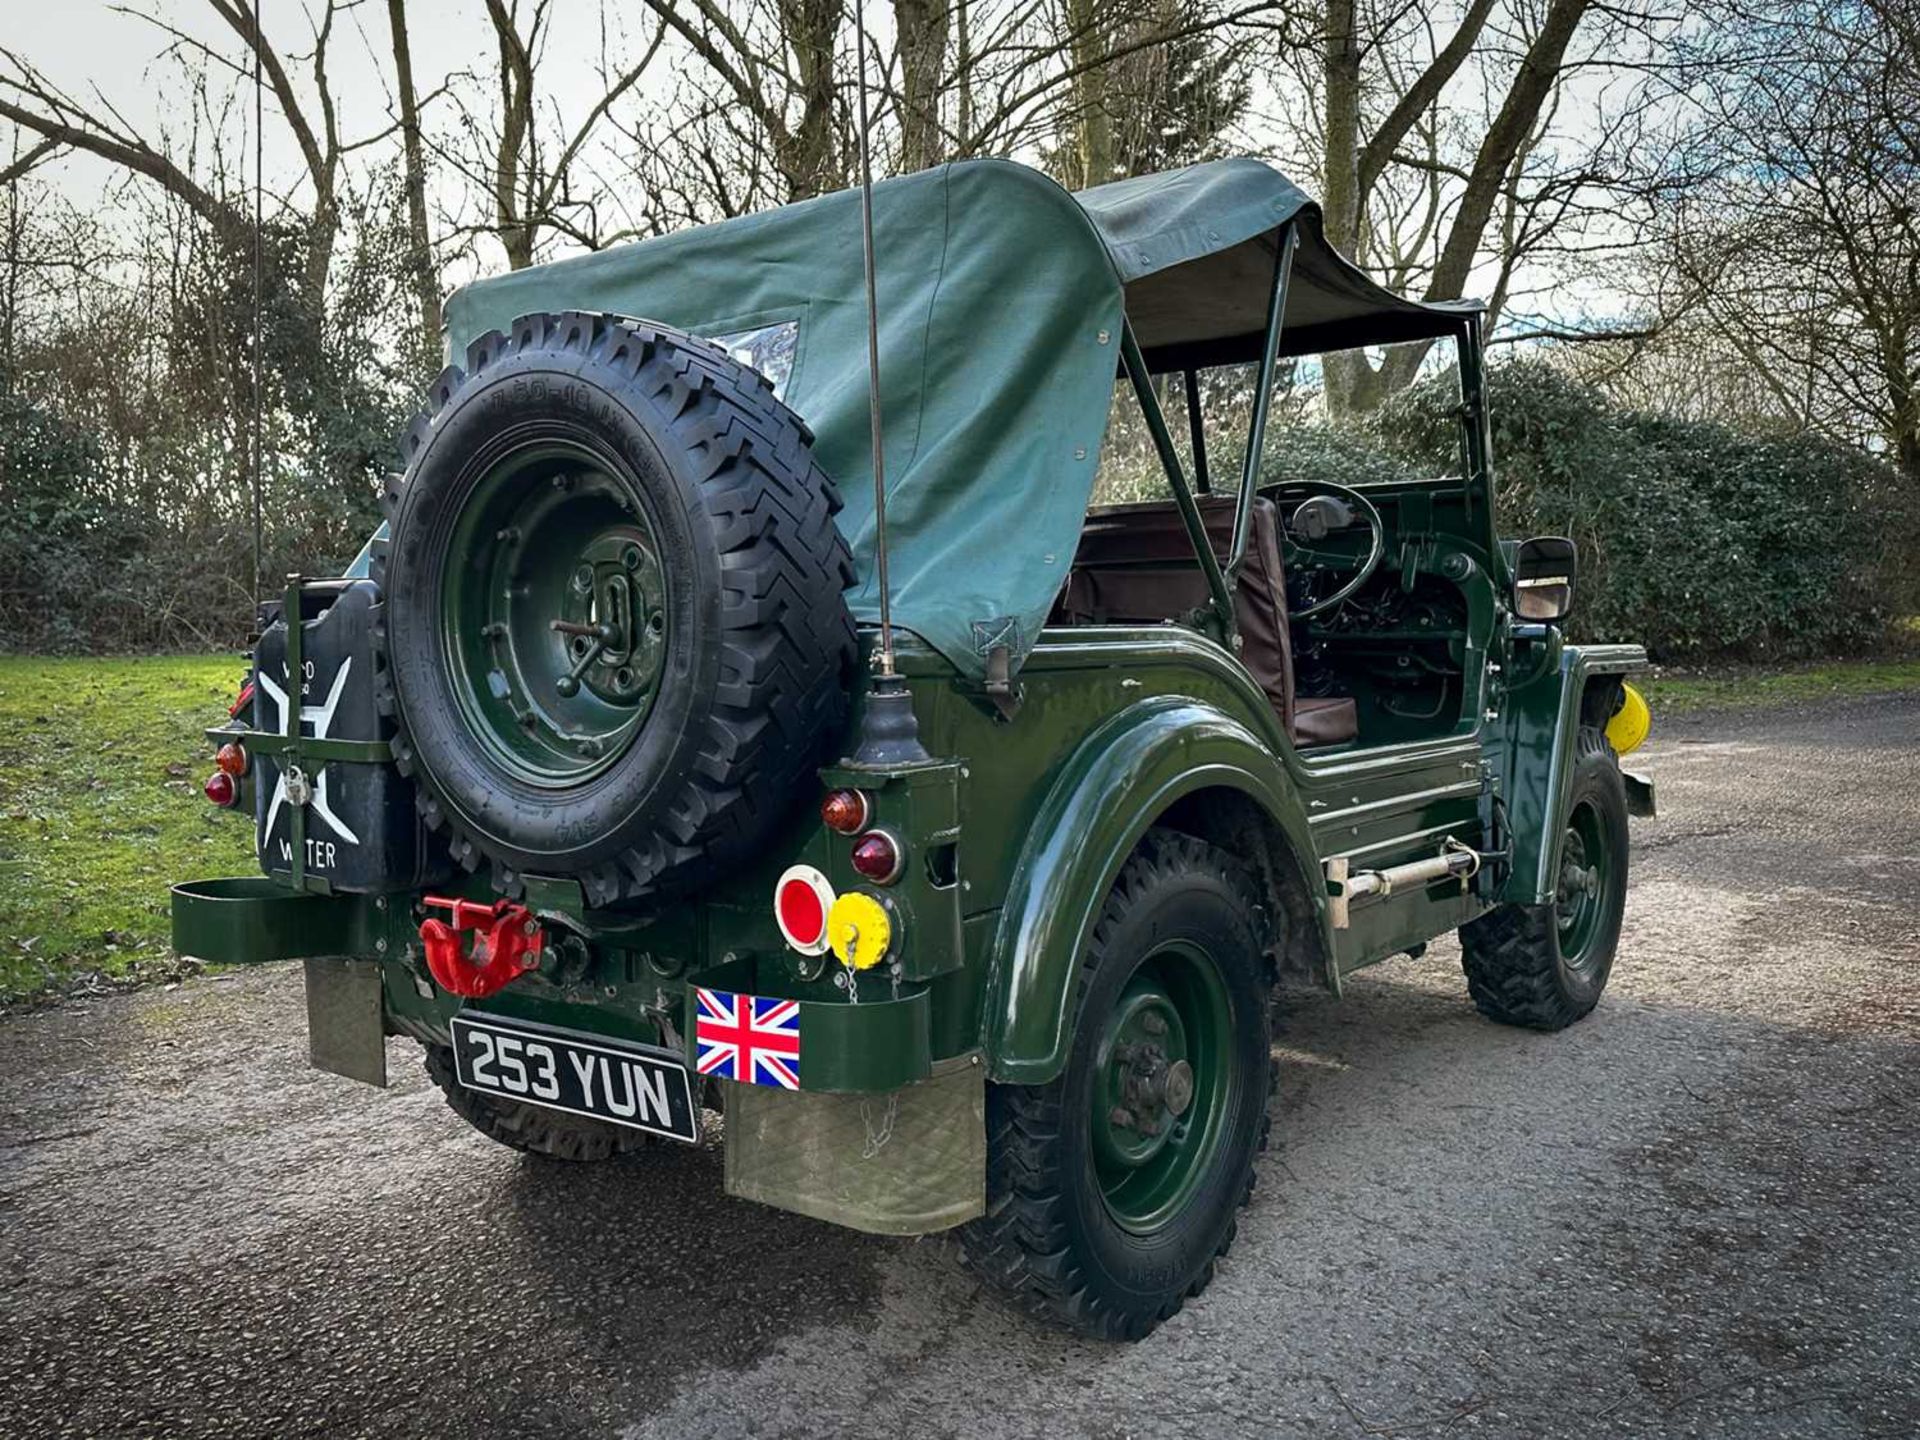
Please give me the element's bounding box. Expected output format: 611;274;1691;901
1052;496;1295;733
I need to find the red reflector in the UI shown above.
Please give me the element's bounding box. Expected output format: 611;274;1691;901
820;788;870;835
228;680;255;719
773;865;834;956
204;772;238;808
850;831;904;885
779;879;826;945
215;742;249;777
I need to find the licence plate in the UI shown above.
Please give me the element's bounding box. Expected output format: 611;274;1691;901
450;1013;699;1144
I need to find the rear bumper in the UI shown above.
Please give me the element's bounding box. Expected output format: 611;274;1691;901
171;877;937;1094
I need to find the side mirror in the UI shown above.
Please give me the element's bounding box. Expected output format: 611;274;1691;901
1512;536;1577;622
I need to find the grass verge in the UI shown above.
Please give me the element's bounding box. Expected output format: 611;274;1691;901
1640;658;1920;714
0;654;253;1005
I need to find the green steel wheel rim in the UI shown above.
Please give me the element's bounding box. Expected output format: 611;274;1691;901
1090;940;1236;1235
1555;797;1611;973
440;441;669;788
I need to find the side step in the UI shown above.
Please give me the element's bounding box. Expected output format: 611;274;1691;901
1324;838;1483;930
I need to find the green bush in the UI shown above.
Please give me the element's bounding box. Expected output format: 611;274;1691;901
1361;359;1916;662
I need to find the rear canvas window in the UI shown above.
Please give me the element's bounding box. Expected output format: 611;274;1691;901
709;320;799;401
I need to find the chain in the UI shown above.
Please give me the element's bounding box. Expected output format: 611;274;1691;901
860;1093;898;1158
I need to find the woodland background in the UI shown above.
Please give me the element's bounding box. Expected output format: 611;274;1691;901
2;0;1917;660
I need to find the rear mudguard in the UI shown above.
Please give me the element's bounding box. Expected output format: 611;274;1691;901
983;695;1323;1085
1501;641;1648;906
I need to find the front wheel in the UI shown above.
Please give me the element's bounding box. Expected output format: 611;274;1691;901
960;831;1273;1340
1459;725;1629;1029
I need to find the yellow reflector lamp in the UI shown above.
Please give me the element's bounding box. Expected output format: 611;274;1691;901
1607;683;1651;756
827;891;893;971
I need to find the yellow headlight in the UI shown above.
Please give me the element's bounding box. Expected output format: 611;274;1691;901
1607;682;1651;756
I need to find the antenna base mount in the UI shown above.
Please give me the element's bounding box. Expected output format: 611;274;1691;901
852;669;931;767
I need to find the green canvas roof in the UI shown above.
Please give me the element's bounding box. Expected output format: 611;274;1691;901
442;158;1468;678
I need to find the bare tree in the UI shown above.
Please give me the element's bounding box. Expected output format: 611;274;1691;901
0;0;413;333
386;0;440;352
429;0;667;270
1666;2;1920;479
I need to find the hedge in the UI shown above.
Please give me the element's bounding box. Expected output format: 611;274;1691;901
1358;360;1918;662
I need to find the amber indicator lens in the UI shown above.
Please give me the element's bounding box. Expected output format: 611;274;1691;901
820;788;871;834
203;771;238;808
850;831;904;885
215;742;249;777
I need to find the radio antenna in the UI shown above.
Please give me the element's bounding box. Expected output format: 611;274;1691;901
853;0;894;677
848;0;929;766
249;0;265;602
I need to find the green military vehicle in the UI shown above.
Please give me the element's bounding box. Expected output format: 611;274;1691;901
174;157;1654;1340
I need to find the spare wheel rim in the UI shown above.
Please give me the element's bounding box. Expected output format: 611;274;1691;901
439;439;669;789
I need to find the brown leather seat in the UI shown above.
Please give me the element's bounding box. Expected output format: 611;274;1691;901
1052;496;1358;747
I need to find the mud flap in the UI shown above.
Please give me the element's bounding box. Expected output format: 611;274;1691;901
1623;769;1656;818
304;959;387;1088
723;1054;985;1236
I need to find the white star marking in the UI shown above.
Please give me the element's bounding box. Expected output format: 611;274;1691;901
255;658;362;850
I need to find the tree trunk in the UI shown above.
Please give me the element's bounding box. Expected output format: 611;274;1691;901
1063;0;1114;188
386;0;441;352
1321;0;1378;417
1371;0;1592;396
895;0;951;174
779;0;843;200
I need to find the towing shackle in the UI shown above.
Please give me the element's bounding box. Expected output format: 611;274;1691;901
418;896;545;998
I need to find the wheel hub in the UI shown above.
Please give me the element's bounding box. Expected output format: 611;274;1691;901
1089;945;1234;1235
441;445;669;788
1554;801;1612;969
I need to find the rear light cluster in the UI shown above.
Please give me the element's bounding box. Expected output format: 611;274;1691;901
771;790;909;961
204;742;249;809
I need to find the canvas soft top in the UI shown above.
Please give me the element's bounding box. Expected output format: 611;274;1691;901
444;158;1468;678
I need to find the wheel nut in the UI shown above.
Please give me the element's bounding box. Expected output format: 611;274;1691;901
1165;1059;1195;1117
1142;1012;1167;1037
1109;1106;1135;1131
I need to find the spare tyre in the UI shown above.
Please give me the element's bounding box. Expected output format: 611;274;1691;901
373;311;856;907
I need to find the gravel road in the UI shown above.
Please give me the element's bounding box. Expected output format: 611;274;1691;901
4;694;1916;1439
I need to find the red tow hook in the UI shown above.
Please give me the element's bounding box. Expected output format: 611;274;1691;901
418;897;545;998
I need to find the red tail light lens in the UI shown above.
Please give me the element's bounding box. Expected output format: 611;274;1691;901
820;788;870;834
215;742;249;777
204;771;238;808
850;831;904;885
773;865;834;955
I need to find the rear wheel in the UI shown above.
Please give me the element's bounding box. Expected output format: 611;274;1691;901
960;831;1273;1340
1459;725;1628;1029
423;1044;645;1162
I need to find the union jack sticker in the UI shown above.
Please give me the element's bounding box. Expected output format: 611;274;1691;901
693;986;801;1090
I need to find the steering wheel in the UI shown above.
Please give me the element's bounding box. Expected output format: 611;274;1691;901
1266;480;1387;620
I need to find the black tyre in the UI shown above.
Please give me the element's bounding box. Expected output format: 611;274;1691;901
374;311;856;906
960;831;1274;1340
422;1044;645;1161
1460;725;1628;1029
